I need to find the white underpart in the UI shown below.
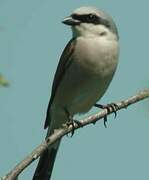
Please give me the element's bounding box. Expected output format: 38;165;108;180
50;23;119;131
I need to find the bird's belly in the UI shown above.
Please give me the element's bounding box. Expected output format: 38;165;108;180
53;60;115;115
53;37;119;116
68;74;113;114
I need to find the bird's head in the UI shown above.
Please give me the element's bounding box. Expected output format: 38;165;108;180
62;6;119;40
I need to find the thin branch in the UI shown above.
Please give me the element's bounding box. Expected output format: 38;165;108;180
1;89;149;180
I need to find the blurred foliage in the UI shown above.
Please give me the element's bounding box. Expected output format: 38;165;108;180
0;73;9;87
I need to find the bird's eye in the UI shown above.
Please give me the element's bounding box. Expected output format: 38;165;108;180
88;14;97;20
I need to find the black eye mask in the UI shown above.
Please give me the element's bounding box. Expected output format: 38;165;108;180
71;13;110;28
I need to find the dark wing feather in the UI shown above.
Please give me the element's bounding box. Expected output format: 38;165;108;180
44;38;76;129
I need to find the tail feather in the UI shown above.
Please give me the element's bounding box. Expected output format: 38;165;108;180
32;141;60;180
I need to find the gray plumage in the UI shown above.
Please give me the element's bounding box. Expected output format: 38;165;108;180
33;6;119;180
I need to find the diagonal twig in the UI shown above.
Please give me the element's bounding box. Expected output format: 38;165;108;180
1;89;149;180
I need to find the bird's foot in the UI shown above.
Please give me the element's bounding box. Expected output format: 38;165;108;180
94;103;119;127
64;108;82;137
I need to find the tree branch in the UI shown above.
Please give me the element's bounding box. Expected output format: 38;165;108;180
1;89;149;180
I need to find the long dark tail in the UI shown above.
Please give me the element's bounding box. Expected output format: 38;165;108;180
32;140;60;180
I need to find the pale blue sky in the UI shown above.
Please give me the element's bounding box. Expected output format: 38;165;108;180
0;0;149;180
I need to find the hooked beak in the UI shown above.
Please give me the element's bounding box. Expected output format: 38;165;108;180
62;16;80;26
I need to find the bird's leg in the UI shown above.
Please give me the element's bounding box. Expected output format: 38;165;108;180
94;103;119;127
64;108;82;137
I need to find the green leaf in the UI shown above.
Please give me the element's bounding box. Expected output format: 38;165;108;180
0;74;9;87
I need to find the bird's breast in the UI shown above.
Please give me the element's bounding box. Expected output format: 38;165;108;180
73;36;119;77
52;36;119;115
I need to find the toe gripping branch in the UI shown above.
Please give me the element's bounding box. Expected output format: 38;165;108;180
64;108;83;137
94;103;119;128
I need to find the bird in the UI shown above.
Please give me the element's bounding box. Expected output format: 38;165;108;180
33;6;119;180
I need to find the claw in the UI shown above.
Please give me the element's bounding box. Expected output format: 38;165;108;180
104;116;107;128
110;105;116;116
66;120;75;137
73;120;83;127
109;103;119;118
64;108;82;137
94;102;119;127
